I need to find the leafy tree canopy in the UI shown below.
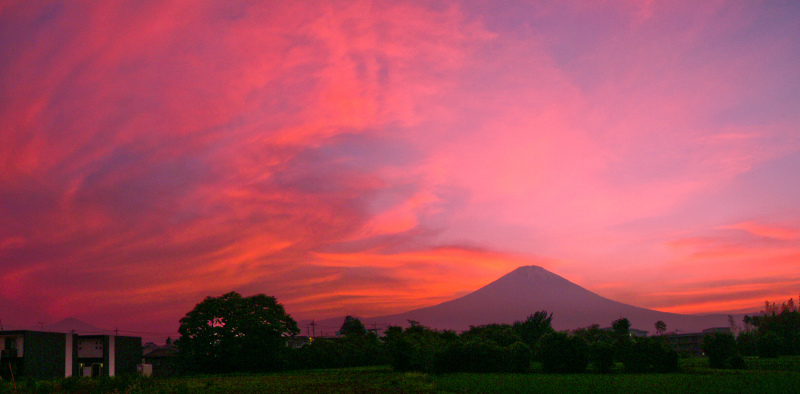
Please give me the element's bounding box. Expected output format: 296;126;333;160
743;296;800;356
177;291;299;373
513;311;554;348
339;316;367;337
612;318;631;338
655;320;667;336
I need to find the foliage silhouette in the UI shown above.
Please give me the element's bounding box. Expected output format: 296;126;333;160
702;332;738;369
538;331;589;373
177;292;299;373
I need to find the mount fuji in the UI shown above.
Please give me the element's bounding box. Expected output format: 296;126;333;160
318;266;750;334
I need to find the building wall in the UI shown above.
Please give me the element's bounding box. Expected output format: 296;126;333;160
0;331;25;380
0;334;24;356
77;335;107;377
0;332;141;379
108;336;115;377
662;333;705;357
22;331;69;379
77;335;143;377
78;337;105;358
0;331;78;379
114;336;143;376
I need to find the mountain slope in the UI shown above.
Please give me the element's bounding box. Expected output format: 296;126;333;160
41;317;113;334
348;266;748;334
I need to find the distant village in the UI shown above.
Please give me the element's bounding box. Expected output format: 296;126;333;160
0;321;734;380
1;268;794;379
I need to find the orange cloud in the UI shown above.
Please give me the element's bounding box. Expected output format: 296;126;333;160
720;221;800;241
2;1;799;337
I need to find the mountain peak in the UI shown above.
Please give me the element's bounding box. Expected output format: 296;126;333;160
499;265;573;288
509;265;548;276
343;264;743;334
42;317;107;334
512;265;544;271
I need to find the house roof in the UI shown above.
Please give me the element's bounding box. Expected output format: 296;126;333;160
143;347;176;358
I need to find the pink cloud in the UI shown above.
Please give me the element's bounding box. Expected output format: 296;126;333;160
720;221;800;241
0;1;498;333
1;1;799;335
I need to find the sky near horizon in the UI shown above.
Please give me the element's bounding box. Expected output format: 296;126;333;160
1;1;799;338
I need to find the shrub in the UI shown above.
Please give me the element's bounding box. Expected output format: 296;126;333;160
758;332;782;359
432;341;465;373
736;331;759;356
538;332;589;373
462;339;508;372
387;337;414;371
702;332;738;368
726;354;747;369
462;324;522;348
620;338;677;373
509;341;532;372
591;341;615;373
384;322;457;373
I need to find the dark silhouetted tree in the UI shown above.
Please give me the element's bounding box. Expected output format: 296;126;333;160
508;341;532;372
655;320;667;336
592;342;614;373
338;316;367;338
384;321;451;372
744;296;800;356
177;292;299;373
736;331;758;356
611;318;633;365
513;311;554;349
702;332;737;369
728;314;739;335
623;337;679;373
572;325;613;373
538;332;589;373
612;318;631;338
462;324;521;348
757;332;782;358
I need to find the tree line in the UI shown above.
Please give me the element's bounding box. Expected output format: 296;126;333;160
174;292;800;374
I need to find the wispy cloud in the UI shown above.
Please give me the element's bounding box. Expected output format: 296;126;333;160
1;1;799;334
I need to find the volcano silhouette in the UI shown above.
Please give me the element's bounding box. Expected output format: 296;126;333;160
344;266;747;334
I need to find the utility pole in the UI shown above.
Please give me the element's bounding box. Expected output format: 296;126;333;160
309;320;317;338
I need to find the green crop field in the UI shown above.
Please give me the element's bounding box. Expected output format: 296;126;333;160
2;357;800;393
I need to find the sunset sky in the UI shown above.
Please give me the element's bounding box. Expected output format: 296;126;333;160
2;1;799;340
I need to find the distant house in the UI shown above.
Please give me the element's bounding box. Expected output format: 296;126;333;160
142;346;178;377
77;335;142;377
661;332;706;356
142;342;162;355
600;327;649;337
701;327;732;334
287;336;313;348
630;329;649;337
0;330;79;379
661;327;732;357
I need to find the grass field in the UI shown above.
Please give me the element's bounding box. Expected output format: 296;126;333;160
2;357;800;393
